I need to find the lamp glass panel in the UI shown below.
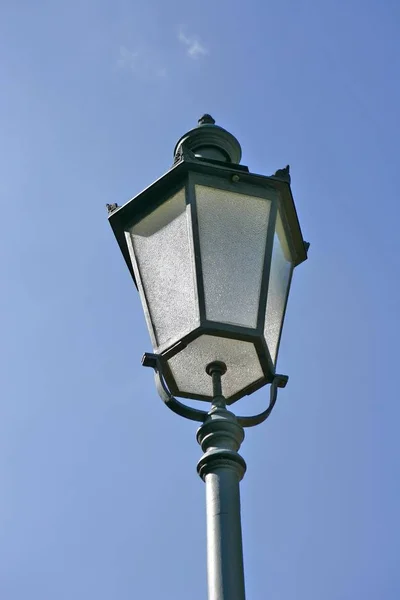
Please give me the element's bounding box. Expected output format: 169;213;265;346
128;188;198;349
195;185;271;328
167;334;264;400
264;212;293;364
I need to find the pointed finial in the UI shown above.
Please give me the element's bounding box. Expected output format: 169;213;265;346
198;114;216;126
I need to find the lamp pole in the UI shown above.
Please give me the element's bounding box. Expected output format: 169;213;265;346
197;362;246;600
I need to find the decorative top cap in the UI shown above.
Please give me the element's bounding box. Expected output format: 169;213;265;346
174;115;242;164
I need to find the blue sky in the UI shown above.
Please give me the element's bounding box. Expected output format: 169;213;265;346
1;0;400;598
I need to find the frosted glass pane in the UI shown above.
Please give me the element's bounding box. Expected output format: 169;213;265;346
264;213;293;364
128;189;198;349
167;335;264;400
195;185;271;328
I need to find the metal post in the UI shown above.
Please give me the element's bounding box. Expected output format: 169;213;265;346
197;362;247;600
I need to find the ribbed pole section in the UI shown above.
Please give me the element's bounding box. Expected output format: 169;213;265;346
197;396;246;600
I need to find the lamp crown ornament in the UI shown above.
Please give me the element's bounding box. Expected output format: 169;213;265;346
174;114;242;164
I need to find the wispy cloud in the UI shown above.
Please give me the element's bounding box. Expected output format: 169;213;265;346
178;28;208;59
117;46;140;72
156;67;168;78
117;46;167;79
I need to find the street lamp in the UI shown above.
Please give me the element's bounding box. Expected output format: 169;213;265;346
107;115;308;600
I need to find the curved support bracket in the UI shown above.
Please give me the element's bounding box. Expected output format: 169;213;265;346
142;352;288;428
142;353;208;423
236;374;289;428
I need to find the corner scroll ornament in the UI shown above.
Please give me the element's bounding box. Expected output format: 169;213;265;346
106;203;119;214
272;164;291;183
173;143;197;165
